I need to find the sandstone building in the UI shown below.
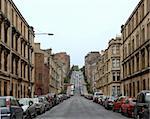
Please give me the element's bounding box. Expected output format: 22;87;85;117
121;0;150;97
0;0;35;98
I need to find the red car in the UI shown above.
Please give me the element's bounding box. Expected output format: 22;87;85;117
121;98;136;117
113;96;126;112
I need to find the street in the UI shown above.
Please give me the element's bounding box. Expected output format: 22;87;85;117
36;96;129;119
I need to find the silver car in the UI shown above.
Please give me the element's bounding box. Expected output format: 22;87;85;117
19;98;37;119
31;98;45;114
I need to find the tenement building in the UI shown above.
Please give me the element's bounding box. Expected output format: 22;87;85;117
95;37;122;96
34;43;64;95
121;0;150;97
0;0;35;98
85;52;100;93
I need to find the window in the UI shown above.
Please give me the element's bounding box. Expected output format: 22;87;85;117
143;79;146;90
136;54;139;71
112;46;116;54
15;36;18;51
11;9;14;24
132;58;135;73
24;44;26;57
4;52;8;71
148;0;150;12
112;59;116;68
141;28;145;44
136;34;139;48
24;65;26;78
112;86;116;96
136;11;138;25
116;59;120;68
4;28;8;44
15;60;18;75
128;61;131;75
128;23;131;35
117;86;120;96
116;46;120;54
128;42;131;55
141;49;145;69
137;81;140;93
11;32;14;49
141;3;144;19
11;83;13;96
15;83;17;98
0;0;1;10
4;0;7;16
21;85;22;98
132;39;135;52
117;72;120;81
4;82;7;96
129;83;132;96
113;72;116;81
131;17;134;31
24;85;25;98
16;15;18;28
133;82;135;97
39;73;42;80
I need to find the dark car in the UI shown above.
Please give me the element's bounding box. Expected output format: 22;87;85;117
0;96;23;119
104;96;115;110
134;90;150;119
19;98;37;119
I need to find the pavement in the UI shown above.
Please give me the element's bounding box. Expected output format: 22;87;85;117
35;96;130;119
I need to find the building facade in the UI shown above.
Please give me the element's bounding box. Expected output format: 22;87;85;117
53;52;70;77
85;52;100;92
0;0;35;98
34;43;64;95
121;0;150;97
95;37;122;96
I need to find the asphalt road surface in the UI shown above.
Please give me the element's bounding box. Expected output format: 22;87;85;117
36;96;129;119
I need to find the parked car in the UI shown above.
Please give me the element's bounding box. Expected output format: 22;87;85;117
38;96;52;111
104;96;115;110
31;98;45;114
46;93;56;107
134;90;150;119
19;98;37;119
113;96;126;112
93;92;103;103
121;98;136;117
0;96;23;119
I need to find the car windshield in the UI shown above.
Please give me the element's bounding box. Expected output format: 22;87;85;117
32;98;39;103
145;93;150;103
19;99;29;106
0;99;6;107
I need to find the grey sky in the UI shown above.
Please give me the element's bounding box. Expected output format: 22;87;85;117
13;0;139;67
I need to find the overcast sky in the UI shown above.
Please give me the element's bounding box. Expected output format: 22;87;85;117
13;0;139;67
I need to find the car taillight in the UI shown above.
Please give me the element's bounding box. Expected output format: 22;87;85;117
6;98;10;107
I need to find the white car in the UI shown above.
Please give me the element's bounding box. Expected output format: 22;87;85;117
93;92;103;102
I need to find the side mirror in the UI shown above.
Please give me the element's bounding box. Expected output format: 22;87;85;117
29;101;33;106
